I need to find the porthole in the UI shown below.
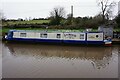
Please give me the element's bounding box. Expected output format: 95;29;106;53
96;35;99;38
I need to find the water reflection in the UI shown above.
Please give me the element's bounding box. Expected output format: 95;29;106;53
2;43;118;78
5;43;113;69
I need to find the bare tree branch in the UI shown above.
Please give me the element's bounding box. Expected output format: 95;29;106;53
49;7;66;25
97;0;116;24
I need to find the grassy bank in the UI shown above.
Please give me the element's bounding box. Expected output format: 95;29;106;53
1;28;120;33
3;20;50;26
1;28;85;33
1;27;120;37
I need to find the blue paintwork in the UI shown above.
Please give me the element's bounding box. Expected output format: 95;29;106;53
63;40;87;44
6;31;13;39
87;41;104;44
63;40;104;44
7;38;104;45
8;38;63;43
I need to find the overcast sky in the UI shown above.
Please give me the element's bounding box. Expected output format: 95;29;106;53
1;0;119;19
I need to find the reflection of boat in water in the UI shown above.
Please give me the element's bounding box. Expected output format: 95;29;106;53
5;43;112;69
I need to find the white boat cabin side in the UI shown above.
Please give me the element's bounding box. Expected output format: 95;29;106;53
13;31;64;40
12;30;104;41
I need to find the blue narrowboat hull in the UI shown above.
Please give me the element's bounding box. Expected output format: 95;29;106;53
7;38;104;45
63;40;104;44
7;38;62;43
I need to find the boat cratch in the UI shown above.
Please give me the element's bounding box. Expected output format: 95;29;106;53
5;30;112;45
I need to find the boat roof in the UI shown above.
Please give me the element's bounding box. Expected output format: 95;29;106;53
9;30;103;33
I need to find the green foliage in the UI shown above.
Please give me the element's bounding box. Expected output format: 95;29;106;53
2;14;118;30
49;7;65;25
65;14;73;25
3;20;50;26
64;16;103;29
49;17;63;25
115;14;120;28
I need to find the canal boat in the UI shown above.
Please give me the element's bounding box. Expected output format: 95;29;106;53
5;30;112;45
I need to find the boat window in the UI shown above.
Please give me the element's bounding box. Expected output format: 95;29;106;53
20;33;26;37
40;34;47;38
80;34;84;39
8;32;13;37
56;34;61;38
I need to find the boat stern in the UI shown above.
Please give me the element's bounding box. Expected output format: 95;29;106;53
104;39;112;46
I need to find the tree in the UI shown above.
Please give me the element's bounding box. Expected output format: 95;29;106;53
97;0;116;24
0;10;6;21
115;14;120;28
65;13;73;25
0;10;7;27
49;7;65;25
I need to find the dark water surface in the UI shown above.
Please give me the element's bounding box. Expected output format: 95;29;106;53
2;42;119;78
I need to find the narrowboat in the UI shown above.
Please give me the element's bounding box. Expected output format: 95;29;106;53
5;30;112;45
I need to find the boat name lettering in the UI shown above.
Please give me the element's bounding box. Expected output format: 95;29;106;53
64;34;76;39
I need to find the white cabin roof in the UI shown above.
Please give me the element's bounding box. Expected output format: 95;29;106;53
9;30;103;33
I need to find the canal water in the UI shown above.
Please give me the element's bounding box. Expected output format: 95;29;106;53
2;42;119;78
